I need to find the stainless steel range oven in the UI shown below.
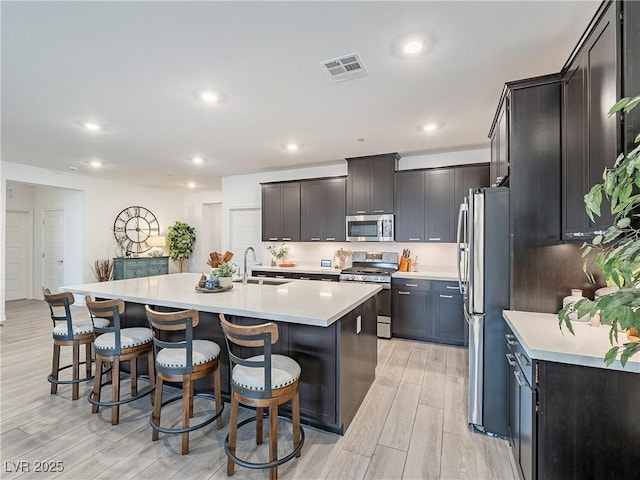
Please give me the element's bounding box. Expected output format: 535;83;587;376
339;251;398;338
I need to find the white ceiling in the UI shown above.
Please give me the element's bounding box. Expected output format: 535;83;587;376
1;1;600;190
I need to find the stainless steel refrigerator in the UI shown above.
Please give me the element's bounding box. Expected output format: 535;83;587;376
457;186;509;437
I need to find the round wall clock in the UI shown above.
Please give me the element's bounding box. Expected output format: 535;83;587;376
113;206;160;255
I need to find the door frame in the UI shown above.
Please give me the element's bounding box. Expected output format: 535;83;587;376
5;209;34;300
42;208;65;295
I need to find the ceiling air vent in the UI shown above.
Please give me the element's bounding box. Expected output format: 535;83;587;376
320;53;368;82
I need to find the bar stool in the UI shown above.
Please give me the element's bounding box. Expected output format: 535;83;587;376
43;288;108;400
219;313;304;480
85;297;155;425
144;306;224;454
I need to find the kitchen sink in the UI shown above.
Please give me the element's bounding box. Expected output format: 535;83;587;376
232;278;292;286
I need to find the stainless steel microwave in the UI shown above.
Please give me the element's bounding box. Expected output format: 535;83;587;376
346;214;394;242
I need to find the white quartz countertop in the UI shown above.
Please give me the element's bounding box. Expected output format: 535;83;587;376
251;265;341;275
61;273;380;328
392;267;458;281
503;310;640;373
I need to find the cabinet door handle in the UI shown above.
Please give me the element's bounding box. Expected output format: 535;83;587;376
505;334;518;346
428;237;441;241
398;291;411;295
446;286;459;290
282;237;291;241
257;275;267;278
506;353;517;366
321;278;333;282
373;210;385;213
299;277;311;280
515;351;531;367
406;283;418;287
268;237;279;241
514;370;529;388
355;210;367;214
275;275;286;279
439;294;453;299
325;237;336;241
408;238;421;241
311;238;321;241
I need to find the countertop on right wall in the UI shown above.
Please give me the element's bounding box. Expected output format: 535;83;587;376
503;310;640;373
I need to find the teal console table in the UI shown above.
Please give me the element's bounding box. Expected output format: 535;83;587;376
113;257;169;280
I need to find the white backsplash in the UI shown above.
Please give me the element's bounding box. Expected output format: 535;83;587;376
260;242;458;271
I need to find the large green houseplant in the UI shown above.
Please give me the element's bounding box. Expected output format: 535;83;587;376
167;221;196;272
558;95;640;366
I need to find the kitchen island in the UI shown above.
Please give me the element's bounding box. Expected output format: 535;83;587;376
62;273;381;434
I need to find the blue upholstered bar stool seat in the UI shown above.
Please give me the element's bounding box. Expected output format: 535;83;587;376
85;297;155;425
219;313;304;480
43;289;108;400
145;306;224;455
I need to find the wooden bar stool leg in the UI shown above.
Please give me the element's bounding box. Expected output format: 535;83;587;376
214;366;223;429
72;341;80;400
112;357;121;425
51;343;60;394
85;342;92;378
228;395;239;476
147;351;155;405
292;390;301;458
92;357;103;413
269;399;279;480
130;358;138;397
189;381;194;419
256;407;264;445
152;378;163;441
181;378;191;455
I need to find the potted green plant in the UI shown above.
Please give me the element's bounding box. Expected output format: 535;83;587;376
558;94;640;367
167;221;196;272
267;243;289;266
214;262;236;288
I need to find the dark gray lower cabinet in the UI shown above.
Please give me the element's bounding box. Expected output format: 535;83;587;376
392;279;429;339
251;269;339;282
505;323;640;480
392;279;467;346
430;281;467;346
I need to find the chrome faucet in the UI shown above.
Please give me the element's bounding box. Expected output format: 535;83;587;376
243;246;256;285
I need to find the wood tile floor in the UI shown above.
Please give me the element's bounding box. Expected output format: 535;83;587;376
1;299;519;479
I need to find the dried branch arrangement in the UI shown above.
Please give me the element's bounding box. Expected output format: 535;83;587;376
90;259;113;282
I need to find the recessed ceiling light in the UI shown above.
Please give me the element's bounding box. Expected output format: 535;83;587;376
200;91;219;103
403;40;424;55
90;160;102;168
83;122;102;131
423;123;438;132
286;143;300;151
188;182;196;189
67;166;78;171
192;156;204;165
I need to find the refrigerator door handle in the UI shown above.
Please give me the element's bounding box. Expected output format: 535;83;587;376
456;200;468;295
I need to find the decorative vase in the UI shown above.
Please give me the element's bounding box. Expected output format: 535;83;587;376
218;276;232;288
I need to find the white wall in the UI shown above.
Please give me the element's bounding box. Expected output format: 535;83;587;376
1;161;190;321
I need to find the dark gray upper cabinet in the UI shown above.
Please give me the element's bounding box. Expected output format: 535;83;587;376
261;181;300;241
395;171;425;241
490;102;509;186
562;1;619;240
395;164;489;243
300;177;346;242
425;168;455;242
346;153;398;215
490;75;562;251
455;164;491;206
